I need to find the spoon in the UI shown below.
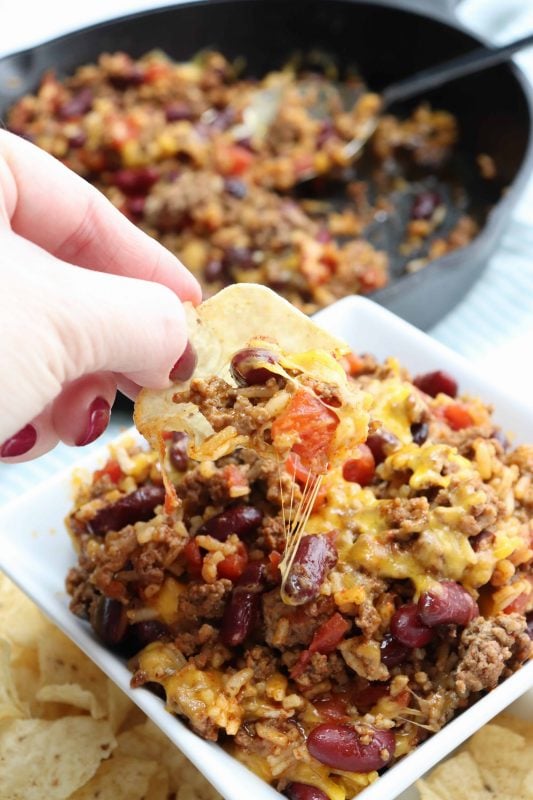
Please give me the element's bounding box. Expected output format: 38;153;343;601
236;31;533;181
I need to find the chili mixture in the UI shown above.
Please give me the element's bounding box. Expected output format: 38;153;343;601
66;345;532;799
8;50;480;313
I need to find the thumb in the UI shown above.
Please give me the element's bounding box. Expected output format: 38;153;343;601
58;260;189;389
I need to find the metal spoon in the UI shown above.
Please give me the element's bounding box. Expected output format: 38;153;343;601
236;31;533;181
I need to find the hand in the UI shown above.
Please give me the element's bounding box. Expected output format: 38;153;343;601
0;130;201;462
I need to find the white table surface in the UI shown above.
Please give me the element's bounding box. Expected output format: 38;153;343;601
0;0;532;502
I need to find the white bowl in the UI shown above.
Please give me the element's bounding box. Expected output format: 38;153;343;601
0;295;532;800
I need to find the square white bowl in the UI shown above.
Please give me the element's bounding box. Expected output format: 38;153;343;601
0;295;532;800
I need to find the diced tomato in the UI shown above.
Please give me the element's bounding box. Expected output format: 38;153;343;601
291;613;349;680
342;444;375;486
285;453;328;510
218;542;249;581
341;352;365;377
221;464;249;494
309;613;350;655
183;539;203;579
269;550;282;569
219;144;254;176
144;62;170;83
109;116;139;148
272;389;339;474
444;403;473;430
94;459;123;484
313;695;350;722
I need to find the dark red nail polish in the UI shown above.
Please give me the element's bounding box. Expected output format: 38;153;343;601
0;424;37;458
76;397;111;447
169;341;197;382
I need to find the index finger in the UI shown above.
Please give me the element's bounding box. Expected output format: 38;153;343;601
0;130;201;303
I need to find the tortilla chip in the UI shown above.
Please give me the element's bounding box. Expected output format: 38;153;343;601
37;627;108;712
467;724;533;797
416;782;444;800
420;751;492;800
0;639;27;721
496;712;533;744
35;683;105;719
0;717;116;800
68;755;158;800
105;680;133;733
0;573;49;648
134;283;349;455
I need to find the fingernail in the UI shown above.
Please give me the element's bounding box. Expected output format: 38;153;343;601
76;397;111;447
0;424;37;458
169;341;198;382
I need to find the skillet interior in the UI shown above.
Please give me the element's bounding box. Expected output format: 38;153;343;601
0;0;531;330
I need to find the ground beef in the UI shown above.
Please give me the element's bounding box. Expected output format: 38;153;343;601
455;614;532;695
257;514;286;551
292;651;350;689
242;645;279;681
262;591;335;648
379;497;429;540
177;463;251;514
178;579;232;624
185;377;273;435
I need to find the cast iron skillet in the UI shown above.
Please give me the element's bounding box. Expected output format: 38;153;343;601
0;0;532;331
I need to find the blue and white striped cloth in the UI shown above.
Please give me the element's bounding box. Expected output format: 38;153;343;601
1;0;533;506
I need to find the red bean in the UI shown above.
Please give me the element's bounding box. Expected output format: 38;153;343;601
365;430;399;465
224;246;255;270
165;102;193;121
390;604;434;648
307;723;396;772
111;166;159;195
380;633;410;667
109;67;144;89
126;196;146;218
286;783;329;800
131;620;169;648
68;131;87;148
230;348;281;387
283;535;337;605
58;88;93;119
88;484;165;535
410;422;429;445
91;596;128;646
342;444;375;486
411;190;442;220
418;581;479;627
198;505;263;542
204;259;226;283
237;560;267;591
413;370;457;399
168;431;189;471
220;589;260;646
526;612;533;640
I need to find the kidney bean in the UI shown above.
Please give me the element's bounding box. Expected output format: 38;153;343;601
109;67;144;89
410;422;429;445
365;430;399;465
198;504;263;541
111;166;159;195
68;131;87;148
418;581;479;627
342;444;375;486
165;102;193;121
283;535;337;605
224;178;248;198
58;88;94;120
204;259;226;283
88;484;165;535
220;589;260;646
237;560;267;591
390;604;434;648
313;695;349;722
526;612;533;639
131;620;169;648
307;723;396;772
224;245;255;270
380;633;410;667
352;683;389;714
91;596;128;646
168;431;189;471
285;783;329;800
230;348;281;387
413;370;457;399
126;196;146;219
411;190;442;220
